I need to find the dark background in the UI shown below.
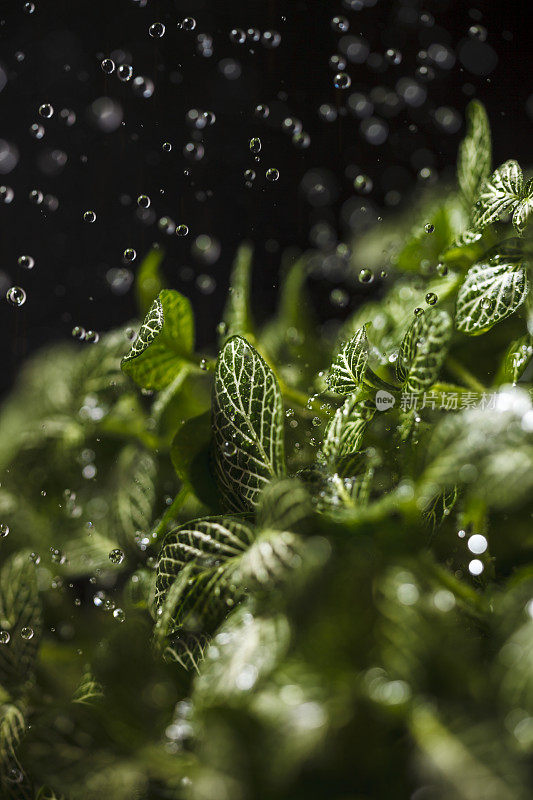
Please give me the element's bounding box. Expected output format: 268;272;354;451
0;0;530;396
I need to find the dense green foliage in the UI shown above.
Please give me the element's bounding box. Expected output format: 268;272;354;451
1;101;533;799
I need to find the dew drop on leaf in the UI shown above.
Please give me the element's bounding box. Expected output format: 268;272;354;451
223;441;237;457
20;626;34;640
359;268;373;283
0;631;10;644
6;286;26;307
113;608;126;622
424;223;435;233
425;292;438;305
109;548;125;565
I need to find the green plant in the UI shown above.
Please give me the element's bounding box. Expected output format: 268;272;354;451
1;100;533;799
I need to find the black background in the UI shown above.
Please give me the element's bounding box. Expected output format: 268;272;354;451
0;0;530;395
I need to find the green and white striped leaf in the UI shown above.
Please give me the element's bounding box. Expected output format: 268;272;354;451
396;309;452;392
0;553;42;690
155;516;254;632
113;445;156;550
457;100;492;207
72;671;104;705
422;486;458;530
472;160;523;230
513;178;533;235
456;258;528;335
0;704;30;800
221;243;254;341
213;336;286;512
256;478;312;532
320;394;375;464
326;326;370;394
121;289;195;390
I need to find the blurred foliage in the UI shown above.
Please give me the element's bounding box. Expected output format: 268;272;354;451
2;101;533;800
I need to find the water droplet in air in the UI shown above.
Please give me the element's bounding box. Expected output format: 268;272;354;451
123;248;136;262
85;330;99;344
266;168;279;181
334;72;351;89
468;559;484;576
18;255;34;270
181;17;196;31
72;326;86;341
101;58;115;74
117;64;133;81
425;292;438;305
29;552;41;565
83;210;96;223
39;103;53;118
183;142;204;161
113;608;126;622
385;48;402;65
261;30;281;48
0;631;10;645
359;268;373;283
424;223;435;233
109;548;125;565
0;523;9;538
162;141;172;151
244;169;256;182
30;123;45;139
199;358;208;371
149;22;165;38
468;24;487;41
20;626;34;640
29;189;44;204
6;286;26;307
354;174;373;194
176;224;189;237
230;28;246;44
249;137;261;153
331;15;349;33
24;2;35;13
329;54;347;71
50;547;65;564
293;131;310;148
132;76;154;99
0;185;14;204
254;104;269;119
137;194;150;208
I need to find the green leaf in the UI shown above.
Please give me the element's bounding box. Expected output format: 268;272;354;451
0;554;42;690
326;326;370;394
320;394;375;463
171;411;221;508
496;333;533;385
513;178;533;235
395;203;458;273
472;159;523;230
121;290;195;390
456;256;528;335
396;309;452;392
256;478;312;533
0;703;31;800
135;248;165;317
163;632;209;673
155;515;254;633
212;336;286;512
221;243;254;341
457;100;492;207
422;486;458;530
72;671;104;705
113;446;156;550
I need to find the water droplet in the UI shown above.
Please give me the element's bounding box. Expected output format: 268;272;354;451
117;64;133;82
468;24;487;42
101;58;115;74
359;268;373;283
18;255;34;270
266;168;279;182
149;22;165;38
244;168;256;182
30;122;45;139
109;548;125;565
29;552;41;565
123;248;136;262
6;286;26;307
249;137;261;153
162;141;172;151
0;523;9;538
414;307;424;316
254;104;269;119
353;174;373;194
223;441;237;457
132;76;154;99
0;185;14;204
385;48;402;65
176;224;189;237
0;631;10;645
292;131;310;148
29;189;44;204
113;608;126;622
334;72;351;89
85;330;99;344
23;2;35;13
50;547;65;564
180;17;196;31
468;559;484;576
183;141;204;161
424;223;435;234
331;15;349;33
329;54;347;71
83;210;96;223
199;358;208;371
137;194;150;208
425;292;438;305
436;263;448;276
261;30;281;49
20;626;34;640
230;28;246;44
72;326;86;340
468;534;488;554
39;103;53;119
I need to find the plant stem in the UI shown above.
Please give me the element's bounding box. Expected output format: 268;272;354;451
152;485;190;541
445;356;486;393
